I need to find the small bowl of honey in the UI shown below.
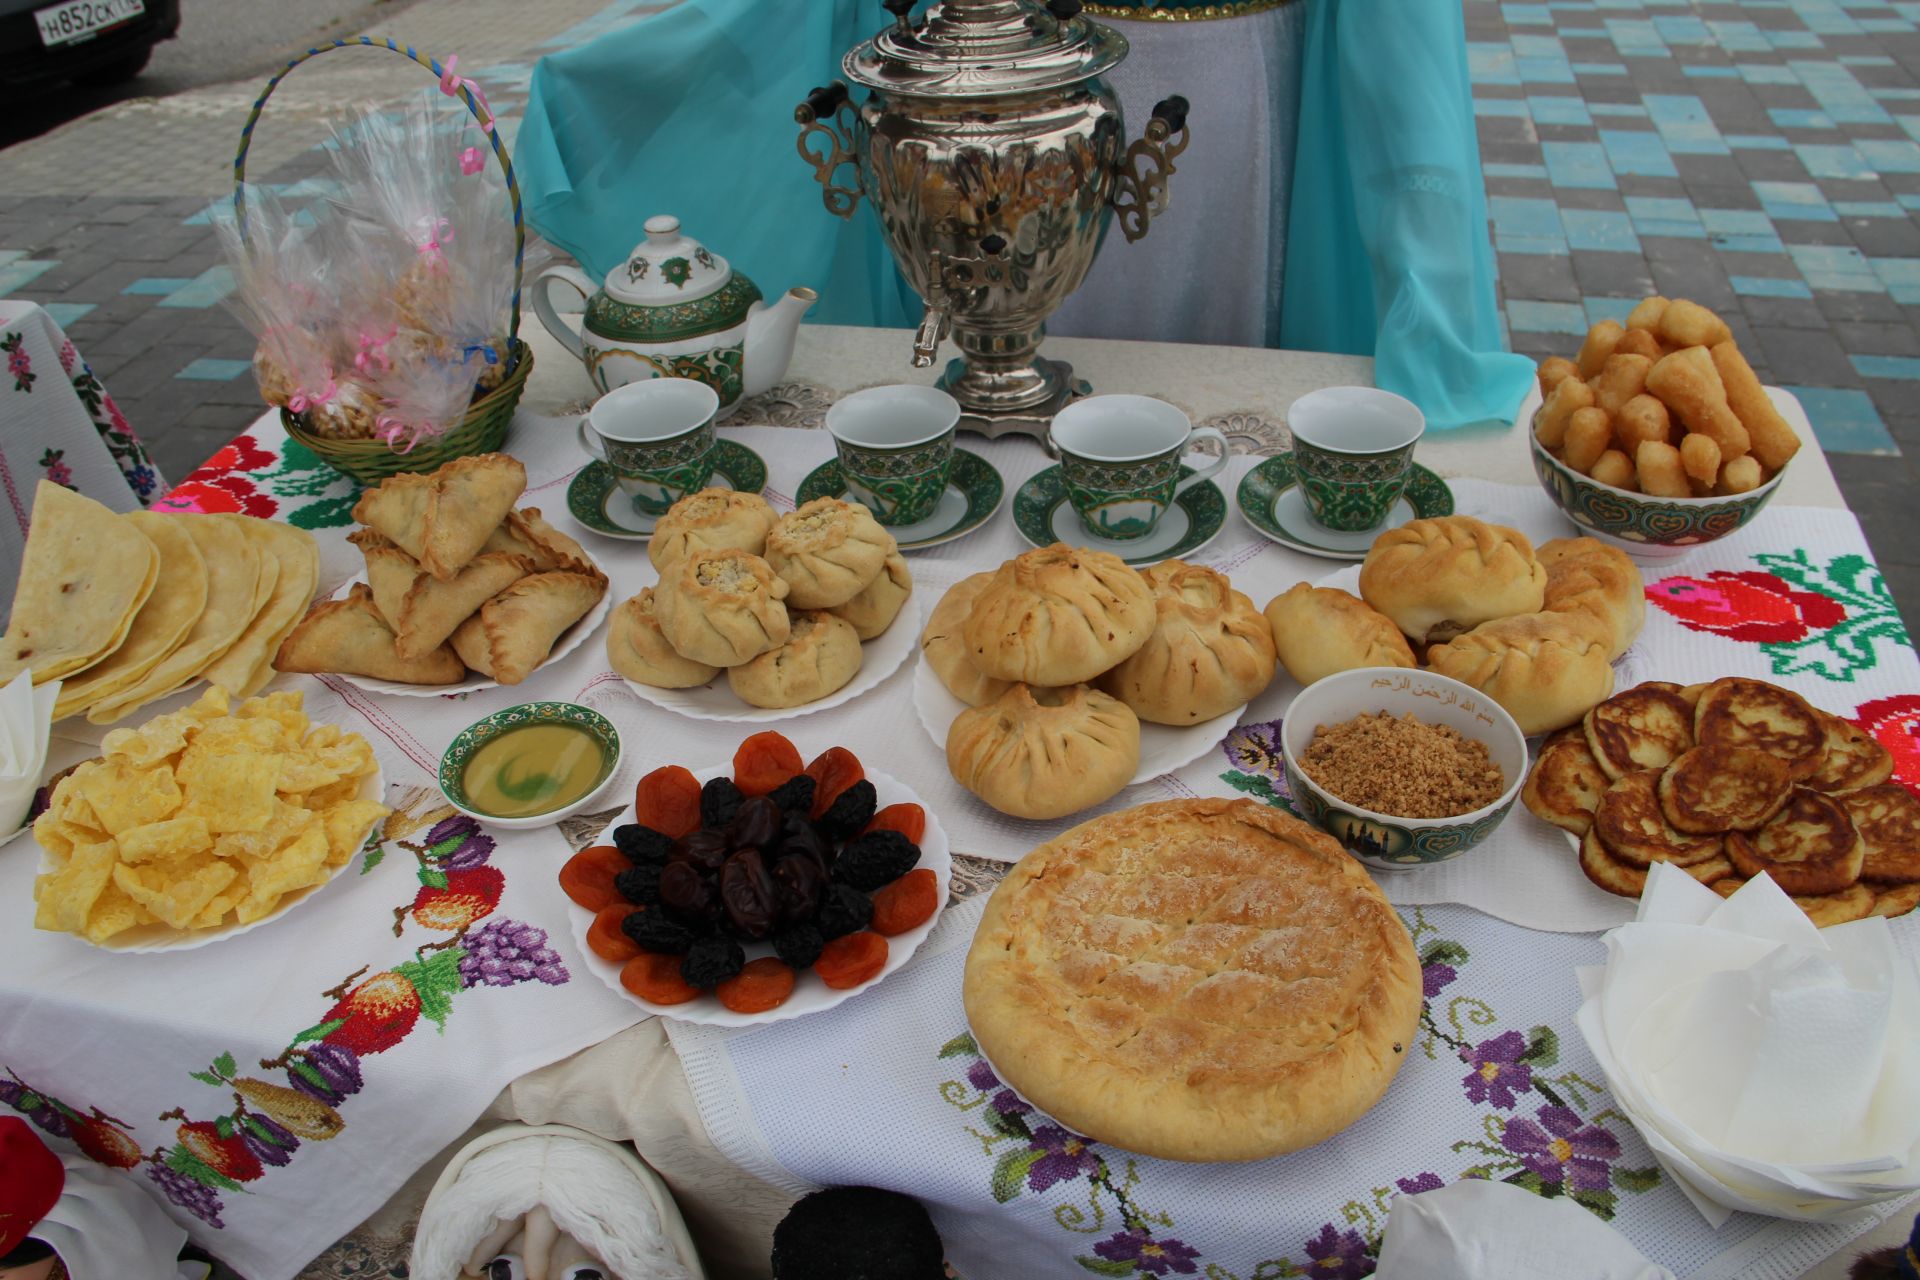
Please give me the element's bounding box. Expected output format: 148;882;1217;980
439;702;623;830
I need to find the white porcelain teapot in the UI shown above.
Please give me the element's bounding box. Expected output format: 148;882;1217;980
532;214;816;412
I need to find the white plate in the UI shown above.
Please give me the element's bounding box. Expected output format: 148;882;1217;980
911;652;1245;786
331;574;611;698
620;596;921;724
569;762;950;1027
40;764;385;953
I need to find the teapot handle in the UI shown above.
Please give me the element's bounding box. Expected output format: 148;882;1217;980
531;265;595;362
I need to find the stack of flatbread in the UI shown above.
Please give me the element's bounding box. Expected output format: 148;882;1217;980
0;481;320;723
275;453;608;687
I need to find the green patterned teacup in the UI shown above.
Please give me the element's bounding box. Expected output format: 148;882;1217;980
1286;387;1426;533
825;384;961;527
1049;395;1230;542
579;377;719;516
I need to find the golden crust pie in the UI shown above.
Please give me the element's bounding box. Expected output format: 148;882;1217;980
963;798;1421;1162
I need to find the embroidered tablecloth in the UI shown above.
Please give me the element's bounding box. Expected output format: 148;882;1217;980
0;299;162;603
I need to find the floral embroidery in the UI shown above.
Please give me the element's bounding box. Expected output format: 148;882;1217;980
2;797;569;1231
58;339;77;375
38;449;73;490
1217;719;1297;817
70;362;160;505
1851;695;1920;800
154;431;361;528
1647;552;1907;682
3;332;33;391
936;910;1659;1278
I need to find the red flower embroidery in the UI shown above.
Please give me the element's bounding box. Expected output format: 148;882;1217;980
187;432;275;480
155;476;277;519
1646;570;1846;645
1852;695;1920;800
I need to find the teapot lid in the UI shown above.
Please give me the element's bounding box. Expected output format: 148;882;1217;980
607;215;731;305
844;0;1128;99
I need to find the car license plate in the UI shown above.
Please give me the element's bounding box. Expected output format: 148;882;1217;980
34;0;144;48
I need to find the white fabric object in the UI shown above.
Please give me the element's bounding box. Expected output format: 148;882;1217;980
31;1152;187;1280
1048;6;1306;348
1375;1179;1675;1280
0;673;57;839
411;1124;702;1280
1577;865;1920;1227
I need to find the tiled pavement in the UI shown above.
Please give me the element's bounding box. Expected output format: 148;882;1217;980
0;0;1915;631
1468;0;1920;633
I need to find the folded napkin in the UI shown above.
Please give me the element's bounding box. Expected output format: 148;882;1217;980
0;671;58;839
1576;863;1920;1226
1374;1179;1675;1280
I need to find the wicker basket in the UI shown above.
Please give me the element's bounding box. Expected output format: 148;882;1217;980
236;37;530;484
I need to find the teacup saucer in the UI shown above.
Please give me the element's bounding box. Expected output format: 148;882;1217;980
795;448;1005;550
566;439;769;540
1236;452;1454;560
1012;464;1227;566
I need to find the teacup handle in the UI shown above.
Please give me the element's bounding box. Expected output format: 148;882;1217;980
1172;427;1230;496
576;418;608;463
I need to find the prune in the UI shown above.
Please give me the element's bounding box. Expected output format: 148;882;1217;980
612;823;673;865
768;774;817;816
772;853;827;926
773;924;825;970
817;779;877;840
700;776;744;829
834;830;920;891
726;795;782;852
657;861;719;929
816;883;873;940
622;910;694;955
778;812;834;867
680;936;745;988
667;829;729;874
719;848;777;940
614;863;663;906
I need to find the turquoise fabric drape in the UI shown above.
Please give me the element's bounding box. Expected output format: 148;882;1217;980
1277;0;1534;430
512;0;920;329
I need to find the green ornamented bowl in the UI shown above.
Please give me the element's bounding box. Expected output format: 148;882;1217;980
439;702;624;831
1279;667;1527;872
1529;421;1785;560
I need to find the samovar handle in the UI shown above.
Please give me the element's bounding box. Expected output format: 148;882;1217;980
1110;95;1191;244
794;81;863;220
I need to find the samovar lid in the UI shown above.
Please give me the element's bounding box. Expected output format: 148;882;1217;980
843;0;1129;99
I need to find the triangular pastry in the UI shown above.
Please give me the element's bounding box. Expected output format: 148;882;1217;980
351;453;526;581
460;571;605;685
273;584;464;685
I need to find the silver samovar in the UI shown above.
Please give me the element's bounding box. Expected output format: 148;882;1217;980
795;0;1189;439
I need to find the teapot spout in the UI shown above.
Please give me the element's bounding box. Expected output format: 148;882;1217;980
743;287;817;397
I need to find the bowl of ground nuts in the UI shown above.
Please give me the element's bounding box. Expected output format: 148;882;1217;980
1280;667;1528;871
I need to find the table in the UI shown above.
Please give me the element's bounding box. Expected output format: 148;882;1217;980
8;321;1905;1280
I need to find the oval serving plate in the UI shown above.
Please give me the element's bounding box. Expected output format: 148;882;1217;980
567;762;951;1027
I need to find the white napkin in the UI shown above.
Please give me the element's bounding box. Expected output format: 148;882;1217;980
1575;863;1920;1226
0;672;58;839
1374;1179;1675;1280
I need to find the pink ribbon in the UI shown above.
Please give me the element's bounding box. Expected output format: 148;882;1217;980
438;55;498;145
416;217;455;269
287;376;337;415
354;325;397;375
376;413;445;455
458;146;487;176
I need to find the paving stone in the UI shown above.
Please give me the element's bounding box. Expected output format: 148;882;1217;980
1752;326;1863;383
1739;294;1837;331
1833;321;1920;356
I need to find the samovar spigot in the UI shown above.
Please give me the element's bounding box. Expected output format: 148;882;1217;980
882;0;920;35
912;235;1010;366
794;81;862;219
1110;95;1191;243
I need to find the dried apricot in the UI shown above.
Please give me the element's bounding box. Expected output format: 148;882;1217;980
635;765;701;838
587;904;644;962
716;957;797;1014
734;731;803;797
869;868;939;936
558;845;629;912
804;746;866;819
815;930;888;989
620;952;700;1006
864;802;926;844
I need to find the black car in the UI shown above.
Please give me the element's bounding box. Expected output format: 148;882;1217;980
0;0;180;89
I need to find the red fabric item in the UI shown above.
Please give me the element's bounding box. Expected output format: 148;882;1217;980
0;1115;63;1257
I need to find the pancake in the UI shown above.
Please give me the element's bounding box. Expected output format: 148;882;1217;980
1592;770;1723;867
1711;878;1875;928
1839;783;1920;884
1870;882;1920;919
1694;677;1826;781
1656;745;1791;835
1806;712;1894;793
1583;682;1694;779
1521;729;1610;836
1579;828;1733;898
1724;787;1863;895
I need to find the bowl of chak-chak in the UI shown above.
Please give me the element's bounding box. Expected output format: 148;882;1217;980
1530;296;1798;556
